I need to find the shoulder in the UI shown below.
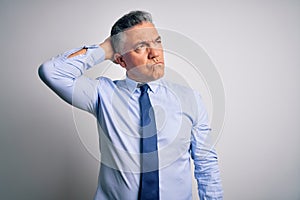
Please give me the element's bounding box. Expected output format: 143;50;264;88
95;76;127;91
160;79;205;112
161;79;197;97
95;76;119;85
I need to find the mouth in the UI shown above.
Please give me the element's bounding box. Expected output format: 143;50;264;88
151;62;164;67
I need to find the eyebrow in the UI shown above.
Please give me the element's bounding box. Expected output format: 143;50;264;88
133;36;161;48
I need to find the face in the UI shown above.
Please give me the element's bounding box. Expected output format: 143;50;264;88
115;22;165;83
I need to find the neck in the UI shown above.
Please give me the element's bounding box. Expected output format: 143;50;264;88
126;73;159;83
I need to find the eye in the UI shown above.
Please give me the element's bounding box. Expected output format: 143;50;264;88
154;37;162;46
135;43;147;52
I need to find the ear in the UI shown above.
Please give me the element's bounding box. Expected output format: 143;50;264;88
114;53;126;68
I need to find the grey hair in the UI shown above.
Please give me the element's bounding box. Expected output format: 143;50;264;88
110;10;153;53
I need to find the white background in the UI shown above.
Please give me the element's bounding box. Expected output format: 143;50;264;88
0;0;299;199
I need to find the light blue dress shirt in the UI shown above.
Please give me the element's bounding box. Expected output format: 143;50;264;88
39;45;223;200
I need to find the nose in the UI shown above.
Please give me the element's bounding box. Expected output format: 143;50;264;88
148;46;160;60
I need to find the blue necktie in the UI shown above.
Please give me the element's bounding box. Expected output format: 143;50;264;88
138;84;159;200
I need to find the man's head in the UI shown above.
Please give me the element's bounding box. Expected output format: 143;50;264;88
111;11;153;53
110;11;165;83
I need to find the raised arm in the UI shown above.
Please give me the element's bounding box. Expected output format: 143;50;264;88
67;38;114;60
38;38;115;114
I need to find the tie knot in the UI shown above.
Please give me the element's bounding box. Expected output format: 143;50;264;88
139;84;150;94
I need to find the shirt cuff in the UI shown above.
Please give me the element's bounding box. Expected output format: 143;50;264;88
84;44;106;66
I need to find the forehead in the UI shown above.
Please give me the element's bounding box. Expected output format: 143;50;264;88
123;22;159;43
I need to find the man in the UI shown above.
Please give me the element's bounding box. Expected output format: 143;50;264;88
39;10;223;200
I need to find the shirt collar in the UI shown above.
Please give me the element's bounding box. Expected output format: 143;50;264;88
125;76;161;94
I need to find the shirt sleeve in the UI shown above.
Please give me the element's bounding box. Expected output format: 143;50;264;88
38;45;105;115
190;92;223;199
